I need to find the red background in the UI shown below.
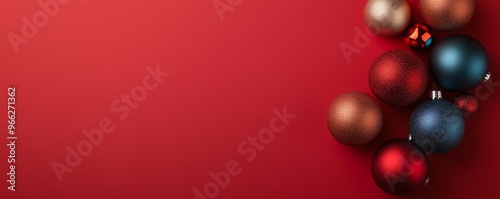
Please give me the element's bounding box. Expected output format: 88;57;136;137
1;0;499;198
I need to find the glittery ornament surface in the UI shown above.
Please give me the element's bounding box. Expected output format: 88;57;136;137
327;92;383;147
364;0;411;37
410;100;465;153
369;50;428;106
420;0;475;31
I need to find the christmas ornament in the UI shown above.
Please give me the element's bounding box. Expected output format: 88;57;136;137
372;139;429;195
420;0;475;31
364;0;411;37
405;24;433;51
455;92;479;118
369;50;428;106
327;92;383;147
409;88;465;153
429;34;489;92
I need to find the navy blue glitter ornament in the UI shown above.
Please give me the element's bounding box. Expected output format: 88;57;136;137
409;92;465;153
429;34;488;92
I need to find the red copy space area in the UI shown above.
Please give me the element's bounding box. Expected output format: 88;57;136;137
0;0;499;198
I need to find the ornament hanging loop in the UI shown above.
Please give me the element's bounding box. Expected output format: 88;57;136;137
484;72;492;82
430;85;442;100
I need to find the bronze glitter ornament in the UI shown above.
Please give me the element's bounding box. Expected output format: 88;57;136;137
420;0;475;31
327;92;383;147
364;0;411;37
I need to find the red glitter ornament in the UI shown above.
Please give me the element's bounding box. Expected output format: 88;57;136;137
405;24;433;51
454;92;479;118
369;50;428;106
372;139;429;195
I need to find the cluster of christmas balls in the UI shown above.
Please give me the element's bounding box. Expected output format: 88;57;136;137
327;0;490;195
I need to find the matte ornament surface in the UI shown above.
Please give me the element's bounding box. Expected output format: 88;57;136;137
327;92;383;147
372;139;429;195
409;100;465;153
364;0;411;37
429;34;488;92
455;92;479;118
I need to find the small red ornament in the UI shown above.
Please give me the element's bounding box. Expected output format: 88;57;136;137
372;139;429;195
369;50;428;106
405;24;433;51
454;92;479;118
